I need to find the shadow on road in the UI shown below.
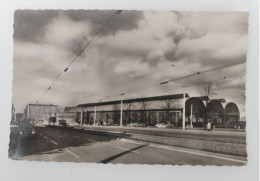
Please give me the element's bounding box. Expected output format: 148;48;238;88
100;144;147;163
9;126;130;160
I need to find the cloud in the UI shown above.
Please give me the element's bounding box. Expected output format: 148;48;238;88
114;57;151;77
174;33;248;66
14;10;58;42
12;10;248;114
43;12;92;54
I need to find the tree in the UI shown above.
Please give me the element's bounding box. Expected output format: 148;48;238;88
200;82;217;101
112;104;119;125
125;102;135;124
162;99;177;124
238;84;246;104
237;84;246;115
200;81;217;124
139;100;151;126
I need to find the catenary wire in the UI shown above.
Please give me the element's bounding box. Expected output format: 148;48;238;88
35;10;123;104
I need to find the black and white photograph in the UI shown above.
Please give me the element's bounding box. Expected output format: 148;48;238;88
9;9;248;166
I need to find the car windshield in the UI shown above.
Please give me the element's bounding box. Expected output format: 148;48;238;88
20;123;33;128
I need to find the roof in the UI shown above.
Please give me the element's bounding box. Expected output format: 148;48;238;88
28;104;58;107
77;93;189;107
187;96;209;101
210;98;226;103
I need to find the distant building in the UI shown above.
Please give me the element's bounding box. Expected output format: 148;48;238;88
15;113;23;124
24;104;58;123
11;104;15;123
56;111;76;125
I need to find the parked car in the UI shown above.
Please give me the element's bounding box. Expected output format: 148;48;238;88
166;123;174;128
138;123;146;127
126;123;139;127
155;123;167;128
103;122;111;126
155;123;174;129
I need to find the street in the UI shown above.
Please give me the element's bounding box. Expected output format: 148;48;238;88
9;126;246;165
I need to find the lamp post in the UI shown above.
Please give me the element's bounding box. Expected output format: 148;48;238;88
119;93;125;127
94;106;96;125
190;104;193;128
183;93;186;130
120;100;123;126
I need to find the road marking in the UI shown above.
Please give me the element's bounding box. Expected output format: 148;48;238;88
39;133;42;136
120;138;246;164
119;138;143;145
149;144;247;164
50;140;58;145
116;146;139;153
73;136;80;139
64;133;69;136
89;139;97;143
43;136;48;139
65;149;80;158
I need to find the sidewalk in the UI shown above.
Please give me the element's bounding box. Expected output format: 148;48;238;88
75;125;246;138
70;125;247;157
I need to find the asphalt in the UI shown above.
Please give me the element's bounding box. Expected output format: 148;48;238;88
9;126;247;165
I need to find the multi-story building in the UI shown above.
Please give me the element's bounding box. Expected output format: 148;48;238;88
24;104;58;123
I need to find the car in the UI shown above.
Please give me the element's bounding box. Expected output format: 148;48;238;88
155;123;174;129
59;120;67;126
19;122;36;137
103;122;111;126
166;123;174;128
138;123;146;127
155;123;167;129
126;123;138;127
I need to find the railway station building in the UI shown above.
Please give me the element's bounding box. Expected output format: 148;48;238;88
67;93;242;128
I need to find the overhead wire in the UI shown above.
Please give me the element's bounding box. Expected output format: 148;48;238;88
35;10;123;104
33;10;246;107
139;10;171;61
97;62;246;102
87;73;246;104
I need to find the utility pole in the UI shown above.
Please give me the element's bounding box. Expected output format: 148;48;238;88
27;105;30;120
94;106;96;125
190;104;193;128
120;100;123;126
182;93;186;130
80;109;83;126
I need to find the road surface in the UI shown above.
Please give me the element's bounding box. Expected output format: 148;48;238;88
9;126;246;165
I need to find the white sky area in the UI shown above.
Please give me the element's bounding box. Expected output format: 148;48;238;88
12;10;248;116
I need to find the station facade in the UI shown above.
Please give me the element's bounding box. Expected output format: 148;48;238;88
67;93;243;128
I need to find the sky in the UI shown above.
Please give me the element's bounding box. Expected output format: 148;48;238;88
12;10;248;115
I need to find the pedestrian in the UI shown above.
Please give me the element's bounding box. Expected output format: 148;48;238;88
210;121;213;131
207;121;211;131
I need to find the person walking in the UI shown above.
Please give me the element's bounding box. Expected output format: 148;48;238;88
207;121;211;131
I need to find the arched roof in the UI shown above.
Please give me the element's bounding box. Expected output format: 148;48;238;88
207;100;224;115
185;97;206;116
224;102;240;117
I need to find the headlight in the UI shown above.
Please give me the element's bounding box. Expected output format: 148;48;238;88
19;131;23;135
32;130;36;134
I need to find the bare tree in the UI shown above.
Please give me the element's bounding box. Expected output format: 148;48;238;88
200;82;217;99
125;102;135;124
112;104;119;125
200;82;217;124
162;99;176;124
139;100;151;126
238;84;246;104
